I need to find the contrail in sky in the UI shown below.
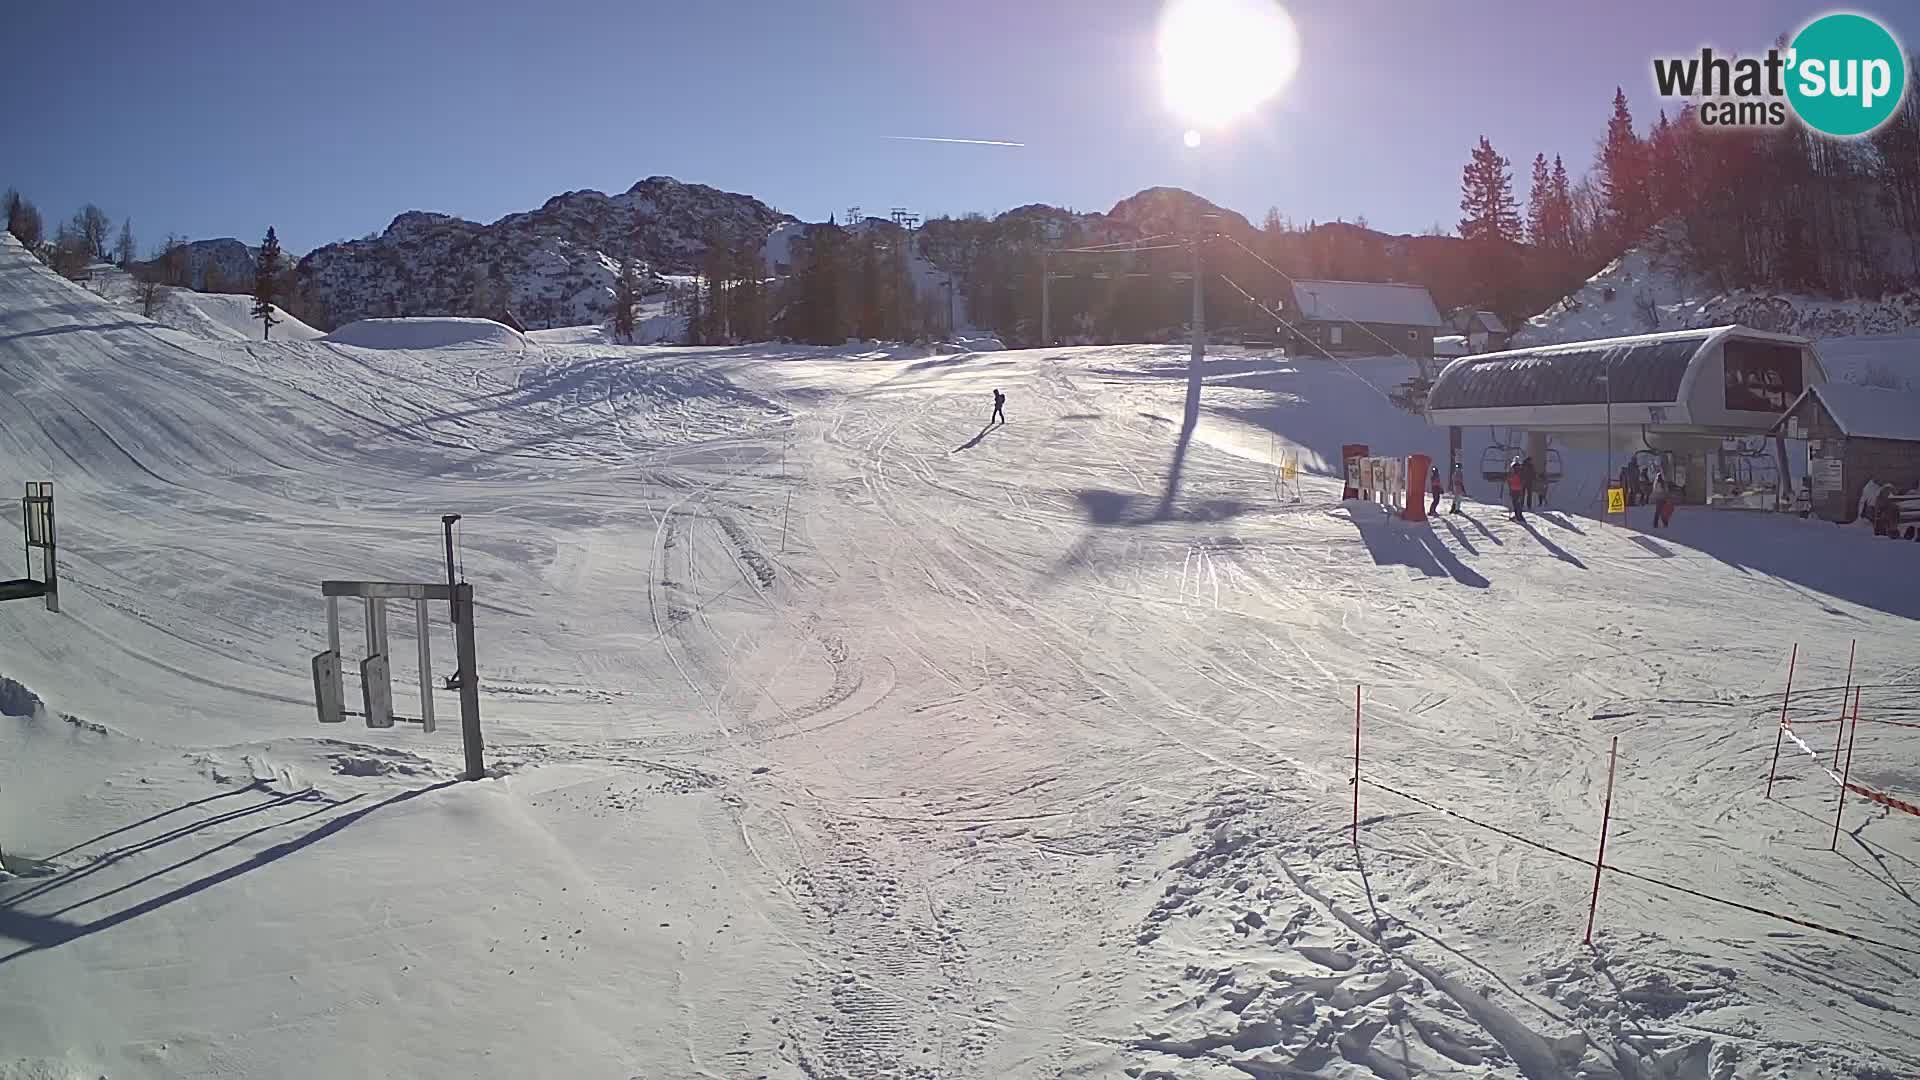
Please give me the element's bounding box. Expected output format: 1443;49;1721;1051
885;135;1025;147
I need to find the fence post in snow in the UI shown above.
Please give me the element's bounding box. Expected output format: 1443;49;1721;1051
1832;639;1855;769
1766;644;1797;799
1831;688;1863;852
1351;684;1361;846
1584;735;1619;946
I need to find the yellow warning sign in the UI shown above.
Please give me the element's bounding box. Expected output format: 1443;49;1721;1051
1606;485;1626;514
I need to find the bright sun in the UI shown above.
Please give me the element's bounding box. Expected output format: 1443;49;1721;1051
1158;0;1300;132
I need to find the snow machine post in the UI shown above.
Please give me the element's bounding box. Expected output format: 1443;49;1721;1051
1832;639;1854;769
1583;735;1619;946
314;574;486;781
1765;644;1797;799
1351;684;1362;846
1830;687;1862;852
0;483;60;612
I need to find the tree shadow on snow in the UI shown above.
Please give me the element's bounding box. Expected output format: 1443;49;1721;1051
1075;488;1246;527
0;779;459;966
1350;509;1489;589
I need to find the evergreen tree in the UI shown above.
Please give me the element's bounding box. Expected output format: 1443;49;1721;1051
1547;155;1575;253
252;226;282;340
1457;136;1522;243
733;241;768;341
1598;87;1651;245
856;232;882;339
114;218;136;267
3;189;43;251
612;255;639;343
685;276;706;345
1525;153;1551;247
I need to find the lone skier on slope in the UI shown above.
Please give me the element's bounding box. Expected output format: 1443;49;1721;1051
991;388;1006;426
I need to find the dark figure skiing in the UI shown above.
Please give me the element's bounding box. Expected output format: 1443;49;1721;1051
1506;457;1526;522
991;388;1006;426
1428;463;1443;515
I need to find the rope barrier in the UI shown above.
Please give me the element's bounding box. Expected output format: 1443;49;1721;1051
1359;773;1920;957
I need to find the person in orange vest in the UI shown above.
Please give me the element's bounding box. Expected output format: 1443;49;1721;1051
1506;456;1526;522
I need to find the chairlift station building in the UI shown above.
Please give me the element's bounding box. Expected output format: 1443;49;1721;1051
1426;325;1829;506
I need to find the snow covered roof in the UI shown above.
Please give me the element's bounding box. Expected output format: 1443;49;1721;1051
1471;311;1507;333
1430;328;1714;410
1289;280;1443;328
1434;335;1470;357
1781;383;1920;441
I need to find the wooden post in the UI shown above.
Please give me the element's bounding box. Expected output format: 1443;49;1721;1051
1351;684;1361;846
1766;644;1797;798
1831;639;1855;769
1830;687;1863;852
1584;735;1619;946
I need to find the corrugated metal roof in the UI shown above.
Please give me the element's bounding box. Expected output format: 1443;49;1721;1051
1428;330;1718;410
1290;280;1443;328
1793;384;1920;441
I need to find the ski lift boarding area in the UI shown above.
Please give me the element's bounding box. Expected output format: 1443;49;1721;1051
1428;325;1827;508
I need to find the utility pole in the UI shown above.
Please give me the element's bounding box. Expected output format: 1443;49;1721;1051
1191;218;1213;369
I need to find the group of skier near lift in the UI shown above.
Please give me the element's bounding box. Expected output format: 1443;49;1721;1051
1422;454;1675;526
988;388;1687;528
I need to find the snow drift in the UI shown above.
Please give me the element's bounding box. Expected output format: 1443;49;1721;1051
325;316;530;351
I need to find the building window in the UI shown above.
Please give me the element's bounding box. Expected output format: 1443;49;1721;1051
1330;326;1343;346
1724;340;1803;412
1408;330;1418;340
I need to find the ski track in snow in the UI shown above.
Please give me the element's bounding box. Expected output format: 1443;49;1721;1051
2;232;1920;1078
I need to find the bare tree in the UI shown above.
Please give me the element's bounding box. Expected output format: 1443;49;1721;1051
114;218;136;267
158;234;191;287
50;221;90;278
136;278;164;318
72;204;112;261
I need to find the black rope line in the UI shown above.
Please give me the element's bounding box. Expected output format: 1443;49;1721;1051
1359;773;1920;958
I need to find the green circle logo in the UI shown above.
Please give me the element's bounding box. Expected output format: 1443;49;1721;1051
1786;13;1907;136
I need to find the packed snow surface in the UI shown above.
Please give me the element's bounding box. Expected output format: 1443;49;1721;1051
3;231;1920;1078
325;316;530;351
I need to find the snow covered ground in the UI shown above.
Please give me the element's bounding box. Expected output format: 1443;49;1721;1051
3;230;1920;1079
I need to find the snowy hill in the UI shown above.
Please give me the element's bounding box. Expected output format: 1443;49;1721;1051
326;316;529;351
1522;241;1920;349
4;228;1920;1079
296;176;793;331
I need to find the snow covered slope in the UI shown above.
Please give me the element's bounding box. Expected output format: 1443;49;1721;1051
3;230;1919;1079
159;289;323;342
1524;243;1920;346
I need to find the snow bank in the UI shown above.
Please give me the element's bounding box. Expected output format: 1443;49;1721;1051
325;316;530;351
1525;241;1920;349
160;291;323;342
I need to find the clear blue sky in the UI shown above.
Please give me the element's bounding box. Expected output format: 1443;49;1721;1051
4;0;1914;256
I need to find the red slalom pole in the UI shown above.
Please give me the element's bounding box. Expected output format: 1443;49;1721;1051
1831;639;1855;769
1766;644;1797;799
1584;735;1619;946
1831;687;1863;852
1351;684;1361;846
